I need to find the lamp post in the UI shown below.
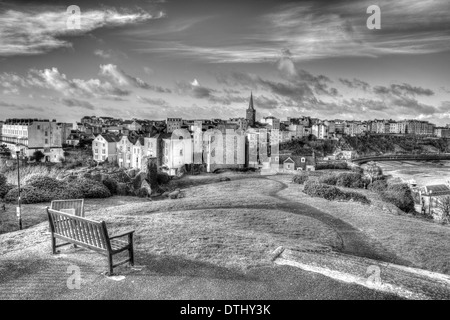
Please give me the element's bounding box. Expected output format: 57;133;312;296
15;144;22;230
429;189;433;216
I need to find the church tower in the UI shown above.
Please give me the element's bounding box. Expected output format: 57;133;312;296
246;92;256;127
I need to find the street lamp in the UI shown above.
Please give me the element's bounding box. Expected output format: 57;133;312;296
429;189;433;216
15;144;22;230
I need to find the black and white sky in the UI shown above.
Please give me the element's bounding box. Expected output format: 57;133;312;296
0;0;449;124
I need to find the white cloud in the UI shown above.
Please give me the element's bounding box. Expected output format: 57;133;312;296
0;7;157;56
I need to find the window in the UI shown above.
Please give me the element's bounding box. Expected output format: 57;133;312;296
37;125;40;130
301;157;306;163
287;164;291;169
95;155;98;159
102;156;106;160
95;149;98;153
45;139;48;144
102;149;105;154
45;131;48;136
180;149;183;156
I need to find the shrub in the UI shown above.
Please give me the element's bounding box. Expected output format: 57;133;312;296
315;162;348;170
157;172;170;185
23;175;62;190
303;180;370;204
336;172;367;189
5;186;51;204
318;173;338;185
102;177;118;195
368;179;388;193
292;174;309;184
73;178;111;199
380;183;415;213
0;174;6;186
0;183;14;198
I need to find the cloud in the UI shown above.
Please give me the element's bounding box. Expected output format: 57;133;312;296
61;98;96;110
0;64;173;100
373;83;434;97
137;0;450;63
176;79;216;99
0;7;158;56
0;101;45;111
100;64;171;93
339;78;370;91
136;96;170;108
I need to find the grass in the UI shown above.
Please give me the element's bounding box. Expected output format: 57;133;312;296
274;175;450;275
2;172;450;276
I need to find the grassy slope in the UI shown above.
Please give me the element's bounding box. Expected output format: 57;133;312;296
276;175;450;274
1;173;450;275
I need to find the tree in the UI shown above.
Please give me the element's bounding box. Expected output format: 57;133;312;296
436;196;450;224
33;150;45;162
0;144;11;157
364;161;383;184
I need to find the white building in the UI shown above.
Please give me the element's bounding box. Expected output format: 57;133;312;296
1;119;65;162
92;134;120;163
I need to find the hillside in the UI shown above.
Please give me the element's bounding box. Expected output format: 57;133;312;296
280;135;450;157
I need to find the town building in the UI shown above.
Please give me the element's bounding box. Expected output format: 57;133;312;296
92;134;120;163
1;119;65;162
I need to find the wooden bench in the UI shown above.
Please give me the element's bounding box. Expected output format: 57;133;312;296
47;208;135;275
50;199;85;217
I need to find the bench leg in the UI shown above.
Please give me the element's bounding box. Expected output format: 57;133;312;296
51;236;58;254
128;233;134;267
107;253;114;276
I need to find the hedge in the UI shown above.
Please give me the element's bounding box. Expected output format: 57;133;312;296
303;180;370;204
379;183;415;213
4;175;111;204
72;178;111;199
292;174;309;184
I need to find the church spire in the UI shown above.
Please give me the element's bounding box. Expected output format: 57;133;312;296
246;92;256;127
248;91;254;110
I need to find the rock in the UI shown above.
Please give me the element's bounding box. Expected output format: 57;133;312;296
141;180;152;195
162;191;170;197
219;177;231;182
127;169;136;178
137;187;149;198
168;190;180;199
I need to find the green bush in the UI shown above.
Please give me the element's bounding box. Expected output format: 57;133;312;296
0;183;14;198
157;172;170;185
380;183;415;213
303;180;370;204
318;173;338;185
5;186;51;204
0;174;6;186
292;174;309;184
73;178;111;199
316;162;348;170
102;177;118;195
336;172;367;189
23;175;62;190
368;179;388;193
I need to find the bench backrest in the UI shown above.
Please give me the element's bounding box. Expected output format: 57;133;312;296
50;199;85;217
47;208;109;251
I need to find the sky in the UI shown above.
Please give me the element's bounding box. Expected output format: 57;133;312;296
0;0;449;125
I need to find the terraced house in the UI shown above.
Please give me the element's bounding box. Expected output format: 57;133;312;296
1;118;65;162
92;134;120;163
